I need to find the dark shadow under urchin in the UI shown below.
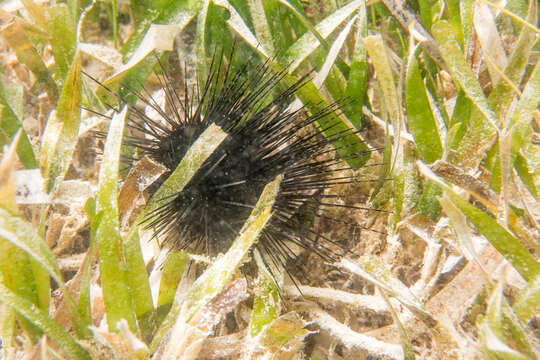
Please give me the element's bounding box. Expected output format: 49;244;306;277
92;48;386;289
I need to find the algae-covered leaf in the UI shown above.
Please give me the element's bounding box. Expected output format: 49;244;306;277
44;52;82;192
0;80;36;169
47;4;76;81
95;107;137;333
419;161;540;282
123;226;155;341
432;20;498;170
248;270;280;338
156;251;189;321
405;44;442;164
478;279;536;359
0;19;58;102
513;275;540;326
0;284;91;360
279;0;362;72
343;5;368;129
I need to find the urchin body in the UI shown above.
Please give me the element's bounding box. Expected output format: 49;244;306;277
114;55;370;277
